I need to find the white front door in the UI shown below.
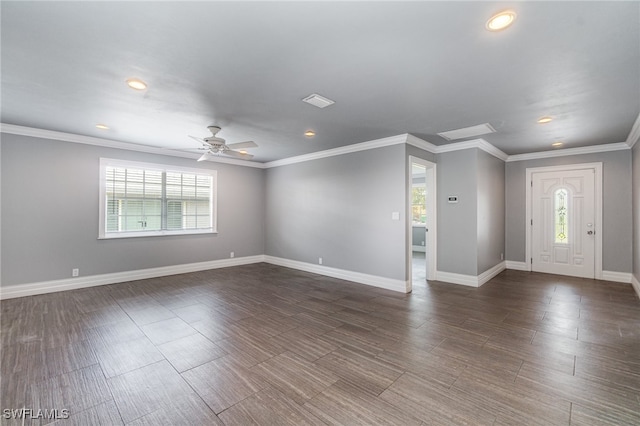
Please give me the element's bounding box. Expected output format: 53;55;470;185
531;168;596;278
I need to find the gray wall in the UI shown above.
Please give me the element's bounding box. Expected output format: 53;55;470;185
1;133;265;286
412;226;426;247
633;143;640;283
505;150;632;273
436;149;478;276
476;149;505;275
265;144;407;281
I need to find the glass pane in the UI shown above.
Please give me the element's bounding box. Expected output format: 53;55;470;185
145;183;162;198
167;201;183;229
126;181;144;197
182;185;196;199
143;199;162;215
555;188;568;244
184;216;197;229
145;215;162;231
182;174;196;186
197;215;211;228
166;185;182;198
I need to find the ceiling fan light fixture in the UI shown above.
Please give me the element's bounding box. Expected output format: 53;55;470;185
486;10;517;31
537;116;553;124
126;78;147;90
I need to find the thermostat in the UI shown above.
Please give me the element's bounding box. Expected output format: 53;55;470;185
448;196;458;203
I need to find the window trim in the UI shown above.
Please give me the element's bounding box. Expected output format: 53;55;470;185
98;158;218;239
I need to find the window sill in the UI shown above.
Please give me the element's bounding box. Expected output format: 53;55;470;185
98;229;217;239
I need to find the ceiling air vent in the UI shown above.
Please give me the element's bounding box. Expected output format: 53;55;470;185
302;93;335;109
437;123;496;141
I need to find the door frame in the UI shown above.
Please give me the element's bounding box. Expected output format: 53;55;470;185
525;162;603;279
408;156;437;289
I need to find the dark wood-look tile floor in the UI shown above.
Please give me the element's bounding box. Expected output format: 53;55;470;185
2;264;640;425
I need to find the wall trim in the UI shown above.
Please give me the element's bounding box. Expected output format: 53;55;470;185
263;134;410;168
505;260;529;271
436;262;506;287
434;138;508;161
478;261;507;286
263;255;410;293
406;134;438;153
632;275;640;299
601;270;632;284
4;123;631;169
435;271;480;287
626;112;640;148
0;123;266;169
506;142;630;163
0;255;266;300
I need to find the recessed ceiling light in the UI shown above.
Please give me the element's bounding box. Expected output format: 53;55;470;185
537;116;553;124
95;124;109;130
486;10;517;31
126;78;147;90
552;141;564;147
239;150;247;154
304;130;316;137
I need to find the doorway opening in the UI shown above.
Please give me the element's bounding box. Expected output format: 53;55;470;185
408;157;436;291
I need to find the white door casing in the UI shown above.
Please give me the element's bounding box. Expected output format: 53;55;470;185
525;163;603;279
531;169;595;278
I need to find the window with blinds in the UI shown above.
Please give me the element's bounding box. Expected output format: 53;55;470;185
99;159;216;238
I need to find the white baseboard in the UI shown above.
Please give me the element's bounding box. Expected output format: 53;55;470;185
412;245;426;253
435;271;478;287
436;261;506;288
506;260;529;271
478;261;507;286
263;255;410;293
632;275;640;299
601;270;632;283
0;255;265;300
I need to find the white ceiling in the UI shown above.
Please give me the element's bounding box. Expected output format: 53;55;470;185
2;1;639;163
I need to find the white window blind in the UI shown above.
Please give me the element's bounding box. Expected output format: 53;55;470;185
99;159;216;238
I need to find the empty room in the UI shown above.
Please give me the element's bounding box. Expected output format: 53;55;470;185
1;1;639;425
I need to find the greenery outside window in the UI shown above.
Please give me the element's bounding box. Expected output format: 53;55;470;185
412;186;426;225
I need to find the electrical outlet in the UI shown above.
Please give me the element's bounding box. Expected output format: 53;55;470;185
318;257;323;265
230;252;235;258
72;268;79;277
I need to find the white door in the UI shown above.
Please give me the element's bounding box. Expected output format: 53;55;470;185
531;168;595;278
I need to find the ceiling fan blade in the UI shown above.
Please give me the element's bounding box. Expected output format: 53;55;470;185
223;150;254;159
189;135;206;144
226;141;258;150
197;152;213;162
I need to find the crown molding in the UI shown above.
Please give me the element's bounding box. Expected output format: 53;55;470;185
0;123;266;169
626;112;640;148
2;123;630;168
263;133;409;168
506;142;630;163
405;134;438;153
434;138;508;161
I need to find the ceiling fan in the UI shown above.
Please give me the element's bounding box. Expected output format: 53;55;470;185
188;126;258;161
